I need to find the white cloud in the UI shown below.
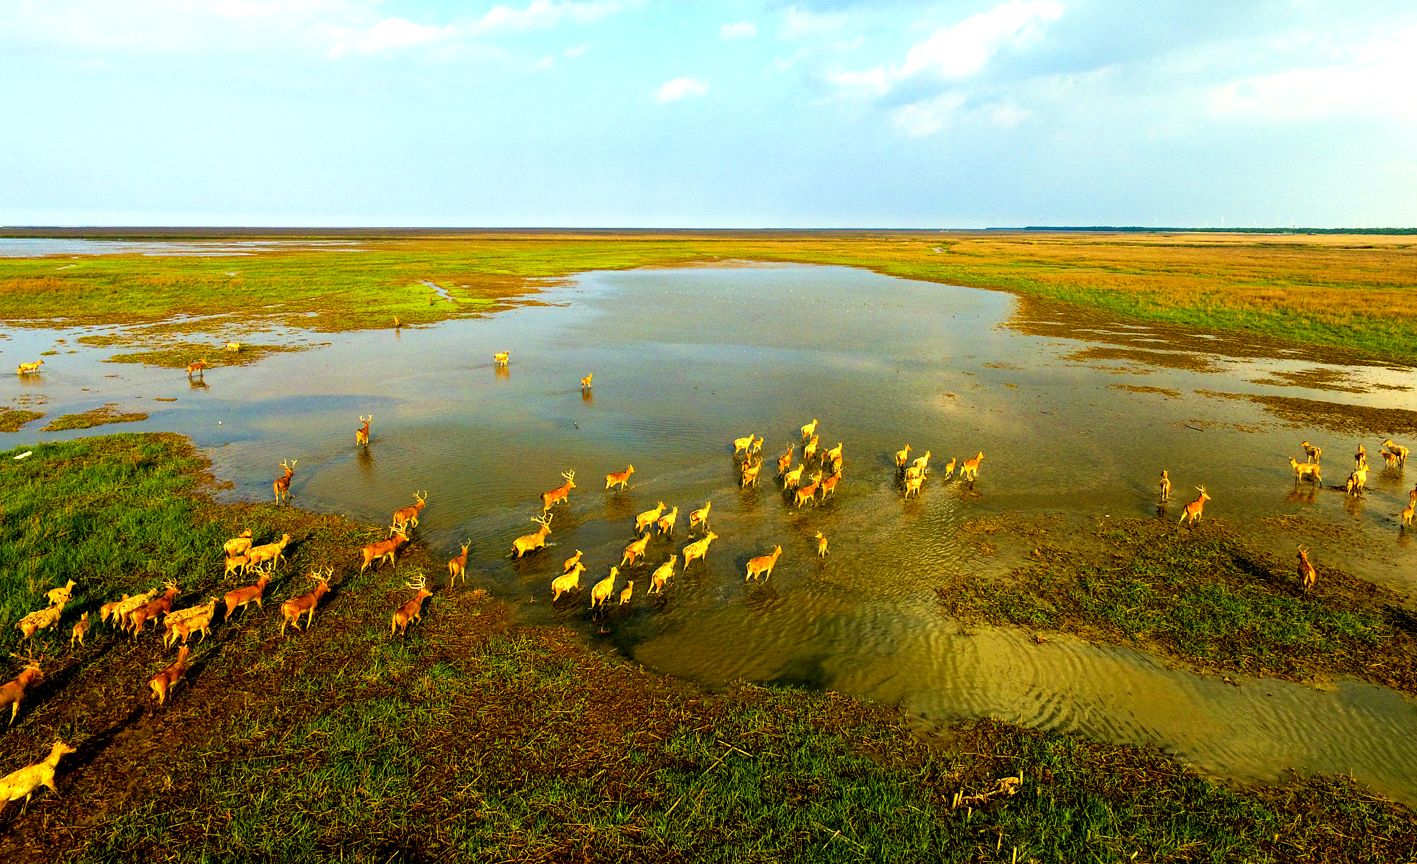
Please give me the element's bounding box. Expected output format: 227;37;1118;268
720;21;757;40
328;17;455;57
655;77;709;103
892;92;967;137
472;0;638;34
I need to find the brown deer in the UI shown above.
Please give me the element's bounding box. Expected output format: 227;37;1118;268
688;500;712;534
815;531;829;558
510;513;553;559
273;459;297;506
740;458;763;489
1383;438;1409;466
186;358;208;380
1159;469;1171;501
800;418;818;441
390;575;433;636
961;451;984;483
794;472;823;508
223;573;273;620
223;553;250;579
0;740;75;811
777;444;795;477
820;472;840;500
0;656;43;726
244;533;292;573
163;598;219;648
1300;440;1322;463
551;562;586;602
15;360;43;376
149;645;191;706
562;549;584;573
360;528;409;573
655;506;679;537
1179;486;1211;527
745;545;783;583
590;567;619;609
1297;547;1317;592
802;435;819;465
618;581;634;606
392;490;429;532
681;532;719;570
621;533;652;568
223;529;254;558
942;457;958;480
1402;501;1415;529
127;582;180;636
605;464;635;492
895;444;912;470
447;540;471;587
281;569;333;634
541;470;576;513
70;612;90;648
580;373;593;390
356;415;372;448
635;501;667;535
1288;458;1322;484
648;555;677;594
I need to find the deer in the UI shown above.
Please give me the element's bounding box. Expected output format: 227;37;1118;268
1383;438;1409;466
15;360;44;376
800;418;818;442
820;472;840;500
510;513;553;559
281;568;333;634
149;645;192;706
1346;466;1368;497
961;451;985;484
744;545;783;583
1288;458;1322;484
621;534;652;568
1297;547;1317;592
103;589;155;628
224;553;250;579
655;506;679;537
1178;486;1210;527
391;575;433;636
186;358;208;380
0;740;75;812
360;528;409;572
581;373;593;390
688;500;712;534
782;464;805;490
551;562;586;602
777;444;795;477
128;582;180;636
942;457;958;480
163;597;219;648
223;573;273;620
223;529;254;558
45;580;76;607
1404;501;1416;529
740;458;763;489
17;603;65;642
895;444;912;470
226;341;242;352
70;612;90;648
750;436;764;456
795;472;823;508
910;450;932;476
821;442;843;466
392;491;429;532
903;471;923;499
802;435;819;465
1355;444;1367;470
541;470;576;513
273;459;297;506
493;351;509;367
1159;469;1171;501
590;567;619;610
681;532;719;570
732;434;755;457
562;549;584;573
619;581;634;606
815;531;829;558
635;501;668;535
648;555;677;594
1382;450;1400;470
0;656;43;726
1300;440;1322;463
605;464;635;492
447;541;471;587
356;415;372;448
245;533;292;573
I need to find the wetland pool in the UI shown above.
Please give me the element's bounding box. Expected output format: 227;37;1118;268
4;263;1417;803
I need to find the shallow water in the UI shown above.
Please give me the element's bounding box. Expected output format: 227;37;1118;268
4;263;1417;803
0;237;362;257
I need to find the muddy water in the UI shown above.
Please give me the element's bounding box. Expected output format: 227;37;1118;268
4;264;1417;803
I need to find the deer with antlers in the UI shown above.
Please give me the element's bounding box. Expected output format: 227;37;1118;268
745;545;783;583
1179;486;1211;527
163;597;220;648
391;575;433;636
795;472;824;508
244;533;292;573
223;573;273;620
15;360;43;376
648;555;677;594
621;534;652;569
605;464;635;492
127;582;180;636
681;532;719;571
511;513;554;559
0;740;75;812
688;500;712;534
356;415;372;448
0;656;43;726
447;540;471;588
281;569;333;634
551;562;586;602
149;645;191;707
223;529;254;558
360;527;409;573
392;491;429;533
273;459;297;506
1297;547;1317;592
541;470;576;513
635;501;667;535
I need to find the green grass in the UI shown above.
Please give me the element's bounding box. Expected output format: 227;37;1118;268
0;407;43;433
39;404;150;432
0;434;1413;862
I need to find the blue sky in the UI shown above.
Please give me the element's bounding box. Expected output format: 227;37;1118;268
3;0;1415;228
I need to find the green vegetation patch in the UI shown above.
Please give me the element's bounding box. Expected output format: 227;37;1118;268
0;407;43;432
939;519;1416;692
40;404;149;432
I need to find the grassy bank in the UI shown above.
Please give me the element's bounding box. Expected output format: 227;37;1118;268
0;434;1414;862
3;232;1417;366
941;517;1417;693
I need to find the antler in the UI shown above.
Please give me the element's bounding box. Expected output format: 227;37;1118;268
562;469;575;481
9;651;42;669
164;580;179;591
532;512;554;527
406;573;429;591
414;490;429;502
360;414;372;423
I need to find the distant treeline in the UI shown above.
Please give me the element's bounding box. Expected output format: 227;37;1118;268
1014;226;1417;235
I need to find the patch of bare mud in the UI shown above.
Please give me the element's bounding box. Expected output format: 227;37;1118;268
1111;384;1182;398
1066;346;1222;374
1198;391;1417;436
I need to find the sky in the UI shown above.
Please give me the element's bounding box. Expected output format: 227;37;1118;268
2;0;1415;228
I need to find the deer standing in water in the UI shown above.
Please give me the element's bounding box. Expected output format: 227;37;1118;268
447;541;471;587
732;434;755;457
273;459;297;506
356;415;372;448
744;546;783;583
186;359;208;380
782;464;804;490
656;506;679;538
1159;470;1171;501
740;458;763;489
795;472;823;508
551;562;586;602
391;491;428;532
541;471;576;513
281;569;333;634
590;567;619;610
360;528;409;573
1297;547;1317;592
1383;438;1409;466
149;646;191;706
960;451;984;484
649;555;677;594
681;532;719;570
688;500;711;534
605;464;635;492
895;444;912;470
621;534;652;568
511;514;554;559
1179;486;1210;527
1300;440;1322;463
635;502;667;536
800;418;818;442
580;373;593;391
390;575;433;636
493;351;509;368
777;444;795;477
15;360;43;376
1288;458;1322;484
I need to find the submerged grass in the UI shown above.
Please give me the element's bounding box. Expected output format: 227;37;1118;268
0;434;1413;862
39;404;149;432
0;407;43;433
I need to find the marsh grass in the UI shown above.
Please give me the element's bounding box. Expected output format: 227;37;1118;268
0;407;43;433
0;434;1413;862
39;404;149;432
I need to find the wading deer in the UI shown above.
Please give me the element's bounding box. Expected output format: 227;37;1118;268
605;464;635;492
1179;486;1210;527
895;444;912;470
391;575;433;636
656;506;679;537
1383;438;1409;466
45;581;76;607
280;569;333;634
822;442;843;466
392;491;429;532
447;540;471;587
581;373;593;390
511;514;554;559
1355;444;1367;470
0;740;75;811
1346;466;1368;497
1383;450;1400;470
1300;441;1322;463
223;529;254;558
1297;547;1317;592
226;341;242;352
750;436;764;456
186;359;208;380
681;532;719;570
70;612;89;648
621;534;652;568
541;471;576;513
0;657;42;726
551;562;586;602
777;444;795;477
163;597;219;648
635;502;667;535
942;457;958;480
910;451;932;476
273;459;297;506
1159;469;1171;501
740;458;763;489
590;567;619;610
800;418;818;442
732;434;755;457
744;545;782;583
15;360;43;376
493;351;509;367
815;531;828;558
223;573;273;619
360;528;409;572
356;415;372;448
903;472;923;499
618;581;634;606
149;645;191;706
795;472;823;508
649;555;677;594
820;472;840;500
802;435;819;465
688;500;711;534
562;549;584;573
1403;501;1415;529
961;451;985;484
1289;458;1322;484
245;533;292;573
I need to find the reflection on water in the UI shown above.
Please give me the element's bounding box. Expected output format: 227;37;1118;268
4;264;1417;803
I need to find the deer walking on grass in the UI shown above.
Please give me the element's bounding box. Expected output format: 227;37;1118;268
391;575;433;636
0;656;43;726
1179;486;1210;527
149;646;191;706
0;741;75;813
281;569;333;634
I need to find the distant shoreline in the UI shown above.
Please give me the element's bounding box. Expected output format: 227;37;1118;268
2;225;1414;238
